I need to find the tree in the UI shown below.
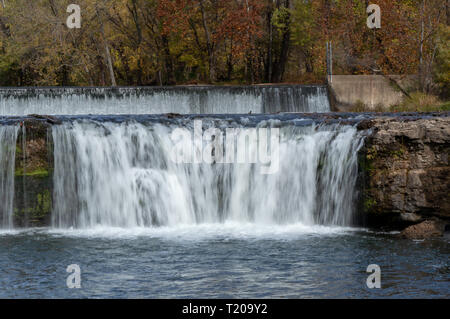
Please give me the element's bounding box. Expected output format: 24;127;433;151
0;0;447;88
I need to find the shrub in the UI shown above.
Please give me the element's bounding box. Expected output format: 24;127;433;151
350;100;367;112
390;92;449;112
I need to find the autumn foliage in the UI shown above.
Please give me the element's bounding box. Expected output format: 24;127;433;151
0;0;448;97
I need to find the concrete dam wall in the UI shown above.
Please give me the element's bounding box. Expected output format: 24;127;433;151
329;75;415;110
0;85;330;115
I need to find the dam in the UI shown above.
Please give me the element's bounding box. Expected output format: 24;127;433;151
0;86;448;298
0;85;330;115
1;113;363;229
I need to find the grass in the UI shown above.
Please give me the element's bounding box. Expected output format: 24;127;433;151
349;93;450;112
350;100;390;112
390;92;450;112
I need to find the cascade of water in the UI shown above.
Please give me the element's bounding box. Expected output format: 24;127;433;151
0;86;330;115
51;120;363;229
0;126;19;229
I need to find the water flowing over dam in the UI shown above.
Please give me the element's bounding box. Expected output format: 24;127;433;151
0;126;18;229
0;86;330;115
51;120;363;228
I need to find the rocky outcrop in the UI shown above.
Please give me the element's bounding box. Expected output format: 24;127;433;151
401;220;446;239
358;116;450;232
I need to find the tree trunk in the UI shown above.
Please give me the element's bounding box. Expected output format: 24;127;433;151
129;0;143;85
447;0;450;26
103;37;117;86
162;35;176;85
271;0;291;83
96;8;117;87
265;0;273;82
199;0;216;82
418;0;425;92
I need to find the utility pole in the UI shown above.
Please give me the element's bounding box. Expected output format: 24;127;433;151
326;41;333;83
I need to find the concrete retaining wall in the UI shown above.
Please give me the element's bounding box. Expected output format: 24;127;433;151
329;75;415;111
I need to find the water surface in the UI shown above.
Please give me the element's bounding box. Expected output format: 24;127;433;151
0;226;448;298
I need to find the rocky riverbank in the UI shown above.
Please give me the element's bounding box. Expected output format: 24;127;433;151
358;116;450;238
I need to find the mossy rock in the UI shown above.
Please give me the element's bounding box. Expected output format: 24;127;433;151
13;189;52;227
13;173;53;227
15;168;50;178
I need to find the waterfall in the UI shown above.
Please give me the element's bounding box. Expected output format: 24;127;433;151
0;126;18;229
0;86;330;115
51;120;363;229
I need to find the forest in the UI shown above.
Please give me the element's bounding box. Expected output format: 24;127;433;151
0;0;448;99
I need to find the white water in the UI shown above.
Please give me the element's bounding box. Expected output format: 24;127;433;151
0;86;330;115
52;121;363;229
0;126;18;229
45;223;359;241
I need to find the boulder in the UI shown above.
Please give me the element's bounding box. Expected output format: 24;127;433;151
401;220;446;239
